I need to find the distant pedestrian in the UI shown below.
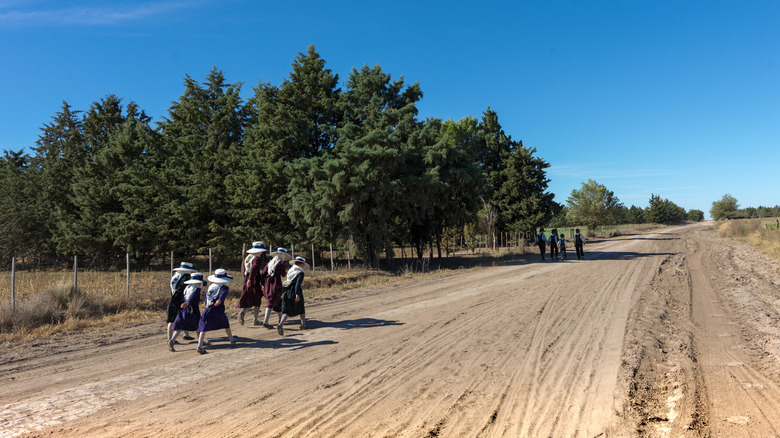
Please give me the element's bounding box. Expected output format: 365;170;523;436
277;256;310;336
260;248;291;328
559;234;568;260
168;273;206;352
534;228;548;260
549;229;559;261
167;262;196;343
197;269;236;354
575;228;585;260
237;241;268;326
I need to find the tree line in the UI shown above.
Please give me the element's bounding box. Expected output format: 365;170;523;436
710;194;780;221
554;179;704;231
0;46;560;267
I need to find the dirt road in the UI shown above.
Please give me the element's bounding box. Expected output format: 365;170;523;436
1;223;779;437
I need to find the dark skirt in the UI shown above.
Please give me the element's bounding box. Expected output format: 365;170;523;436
166;295;184;323
172;304;200;332
281;288;305;317
199;305;230;332
237;283;263;308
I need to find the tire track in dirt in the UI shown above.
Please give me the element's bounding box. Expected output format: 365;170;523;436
688;234;780;436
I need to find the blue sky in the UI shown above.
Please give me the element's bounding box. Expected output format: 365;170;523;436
2;0;779;218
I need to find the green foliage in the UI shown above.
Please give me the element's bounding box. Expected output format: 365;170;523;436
239;46;341;246
687;209;705;222
710;194;739;220
646;194;687;224
566;179;623;230
158;67;246;259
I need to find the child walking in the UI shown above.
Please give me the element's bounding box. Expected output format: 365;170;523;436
260;248;291;328
534;228;548;261
574;228;586;260
167;262;195;343
277;256;310;336
237;241;268;326
168;272;206;352
559;233;568;260
197;269;236;354
549;229;559;261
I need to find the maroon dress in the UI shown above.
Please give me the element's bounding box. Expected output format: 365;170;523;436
260;258;287;312
237;255;264;308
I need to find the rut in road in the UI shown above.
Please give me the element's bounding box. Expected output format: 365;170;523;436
4;225;780;437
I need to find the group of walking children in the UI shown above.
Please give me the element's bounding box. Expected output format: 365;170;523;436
534;228;586;261
165;242;310;355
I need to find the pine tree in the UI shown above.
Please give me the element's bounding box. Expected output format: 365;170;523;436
239;45;341;246
158;67;246;258
33;102;85;255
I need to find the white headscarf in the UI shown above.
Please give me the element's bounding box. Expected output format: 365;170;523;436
283;264;303;288
267;256;282;277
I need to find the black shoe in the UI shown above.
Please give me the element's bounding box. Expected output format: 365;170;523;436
182;335;194;340
263;323;274;329
197;347;207;354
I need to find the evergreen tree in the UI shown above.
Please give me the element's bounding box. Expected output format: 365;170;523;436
240;45;341;246
494;141;559;236
32;102;85;254
288;64;421;267
0;150;48;261
158;67;246;258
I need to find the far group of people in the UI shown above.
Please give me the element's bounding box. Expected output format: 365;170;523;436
533;228;586;261
165;242;310;355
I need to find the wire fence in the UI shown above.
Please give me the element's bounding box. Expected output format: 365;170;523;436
2;234;535;312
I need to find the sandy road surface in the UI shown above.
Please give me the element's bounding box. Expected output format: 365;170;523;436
1;223;779;437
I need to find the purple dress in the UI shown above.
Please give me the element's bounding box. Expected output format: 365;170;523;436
172;285;201;332
198;284;230;332
260;259;287;311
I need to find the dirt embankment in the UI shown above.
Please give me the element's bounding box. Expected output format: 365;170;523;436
1;222;779;437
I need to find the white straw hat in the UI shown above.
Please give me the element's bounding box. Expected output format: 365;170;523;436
247;241;269;254
207;268;233;284
270;247;292;261
173;262;196;273
184;272;207;285
291;256;310;270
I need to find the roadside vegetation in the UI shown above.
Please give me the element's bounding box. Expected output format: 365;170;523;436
717;218;780;260
0;247;532;342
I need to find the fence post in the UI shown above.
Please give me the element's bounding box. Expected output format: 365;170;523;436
311;244;316;271
126;253;130;299
347;250;351;270
242;243;246;265
11;257;15;313
209;248;212;275
73;255;78;293
330;243;334;272
170;251;174;276
291;243;295;258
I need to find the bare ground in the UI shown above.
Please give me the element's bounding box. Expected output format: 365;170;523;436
1;222;779;437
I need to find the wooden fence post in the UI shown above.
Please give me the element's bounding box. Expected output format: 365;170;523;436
330;243;334;271
73;255;78;293
209;248;212;275
126;253;130;299
170;251;174;276
11;257;15;313
311;244;316;271
347;250;351;270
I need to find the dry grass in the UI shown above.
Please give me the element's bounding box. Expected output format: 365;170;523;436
0;247;534;340
718;219;780;259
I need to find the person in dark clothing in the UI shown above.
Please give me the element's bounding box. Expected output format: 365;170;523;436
534;228;548;260
549;229;559;261
574;228;585;260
